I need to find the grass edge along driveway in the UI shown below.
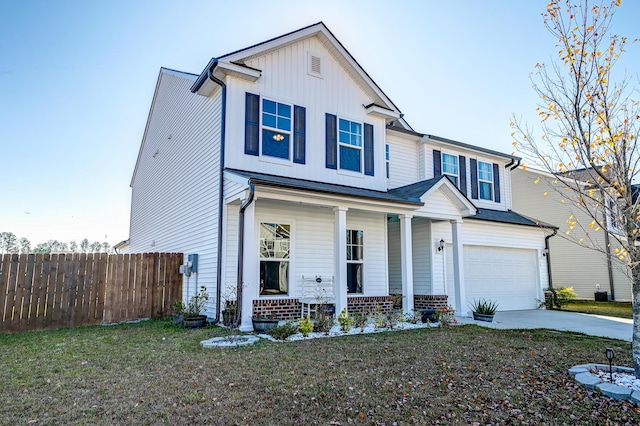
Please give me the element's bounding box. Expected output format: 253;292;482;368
1;319;639;425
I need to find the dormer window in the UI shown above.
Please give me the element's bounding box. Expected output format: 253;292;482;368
442;153;459;185
262;99;292;160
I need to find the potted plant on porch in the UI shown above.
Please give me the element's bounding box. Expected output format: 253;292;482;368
469;298;498;322
174;286;210;328
251;312;279;333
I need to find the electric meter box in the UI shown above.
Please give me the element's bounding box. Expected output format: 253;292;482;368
187;254;199;273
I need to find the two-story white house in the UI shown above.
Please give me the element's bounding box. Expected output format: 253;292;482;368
124;22;554;330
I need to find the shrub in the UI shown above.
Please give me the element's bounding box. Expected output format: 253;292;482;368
298;316;313;337
543;287;577;310
266;322;298;341
434;305;456;327
353;312;368;332
312;304;334;335
337;308;354;332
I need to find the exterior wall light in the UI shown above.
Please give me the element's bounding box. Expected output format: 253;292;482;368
438;239;445;252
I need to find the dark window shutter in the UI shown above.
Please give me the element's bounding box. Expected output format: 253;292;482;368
458;155;467;196
326;113;337;169
433;150;441;177
293;105;306;164
244;93;259;156
493;163;501;203
364;123;374;176
470;158;478;199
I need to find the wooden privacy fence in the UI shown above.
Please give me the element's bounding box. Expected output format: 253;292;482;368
0;253;183;333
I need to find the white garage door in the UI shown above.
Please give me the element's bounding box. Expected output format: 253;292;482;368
447;245;540;311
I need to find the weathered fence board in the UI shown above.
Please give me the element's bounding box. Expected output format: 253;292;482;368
0;253;183;333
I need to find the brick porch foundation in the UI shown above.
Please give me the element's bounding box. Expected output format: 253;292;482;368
414;294;449;310
252;299;301;321
347;296;393;315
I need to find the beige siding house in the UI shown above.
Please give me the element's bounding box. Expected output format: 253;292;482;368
511;167;632;301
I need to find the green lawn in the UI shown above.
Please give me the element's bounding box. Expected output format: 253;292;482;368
0;319;638;425
563;300;633;319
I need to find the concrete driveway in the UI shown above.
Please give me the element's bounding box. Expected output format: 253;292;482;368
457;309;633;342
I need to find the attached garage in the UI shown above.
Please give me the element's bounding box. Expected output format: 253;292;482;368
448;245;541;311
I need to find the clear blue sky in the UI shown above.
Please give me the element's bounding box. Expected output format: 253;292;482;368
1;0;638;246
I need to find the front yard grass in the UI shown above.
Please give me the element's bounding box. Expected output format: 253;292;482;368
563;299;633;319
1;319;639;425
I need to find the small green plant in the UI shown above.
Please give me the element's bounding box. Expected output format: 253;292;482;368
266;321;298;341
353;312;368;332
384;311;398;329
542;287;577;310
468;298;499;315
434;305;456;327
337;308;354;332
298;316;313;337
406;311;421;324
312;304;334;335
173;300;184;314
174;286;209;318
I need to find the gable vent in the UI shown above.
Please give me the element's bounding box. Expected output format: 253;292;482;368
307;52;323;79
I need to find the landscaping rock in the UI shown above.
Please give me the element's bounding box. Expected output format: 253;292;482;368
568;366;589;376
631;390;640;405
575;372;602;390
597;382;633;401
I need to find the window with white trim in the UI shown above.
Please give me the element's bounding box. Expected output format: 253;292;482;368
346;229;363;293
442;153;459;185
477;161;493;200
262;99;292;160
339;118;363;172
259;223;290;295
385;144;390;178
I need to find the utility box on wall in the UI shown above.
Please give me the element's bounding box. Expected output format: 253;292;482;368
187;254;199;273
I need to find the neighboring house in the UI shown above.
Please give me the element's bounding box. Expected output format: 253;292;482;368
511;167;632;301
123;22;554;331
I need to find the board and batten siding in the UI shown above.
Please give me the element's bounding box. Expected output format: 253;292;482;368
223;35;388;192
386;133;420;189
127;70;222;314
511;168;632;301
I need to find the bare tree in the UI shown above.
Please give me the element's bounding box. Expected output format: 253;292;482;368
512;0;640;376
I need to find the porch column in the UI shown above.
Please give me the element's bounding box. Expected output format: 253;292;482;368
399;214;414;313
450;219;466;315
334;206;348;315
239;200;257;332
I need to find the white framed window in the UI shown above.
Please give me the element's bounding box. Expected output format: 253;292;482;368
338;118;363;173
478;161;493;201
346;229;363;294
259;223;290;296
261;98;292;160
385;144;390;179
442;153;459;185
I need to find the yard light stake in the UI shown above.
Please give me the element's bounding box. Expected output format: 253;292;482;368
605;348;615;383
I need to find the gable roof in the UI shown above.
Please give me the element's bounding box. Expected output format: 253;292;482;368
191;22;402;117
389;176;478;216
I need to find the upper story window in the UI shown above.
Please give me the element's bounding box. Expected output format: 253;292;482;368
245;93;306;164
262;99;292;160
385;144;390;179
442;153;459;185
477;161;494;201
339;118;363;172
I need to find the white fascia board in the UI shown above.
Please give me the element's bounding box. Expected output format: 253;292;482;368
420;179;477;216
213;62;261;82
254;186;418;215
365;104;401;122
422;135;517;164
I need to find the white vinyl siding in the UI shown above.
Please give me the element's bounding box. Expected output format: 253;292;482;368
411;218;432;295
386;133;420;189
223;36;388;191
127;70;222;315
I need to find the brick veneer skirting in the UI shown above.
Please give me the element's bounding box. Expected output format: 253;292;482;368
253;299;301;321
414;294;449;310
347;296;393;315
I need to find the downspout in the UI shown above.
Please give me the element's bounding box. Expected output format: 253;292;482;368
544;229;557;289
235;184;255;327
509;159;522;170
207;59;226;324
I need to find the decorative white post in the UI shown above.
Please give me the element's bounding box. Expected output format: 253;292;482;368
334;207;348;315
450;219;466;315
399;214;414;313
239;201;257;332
